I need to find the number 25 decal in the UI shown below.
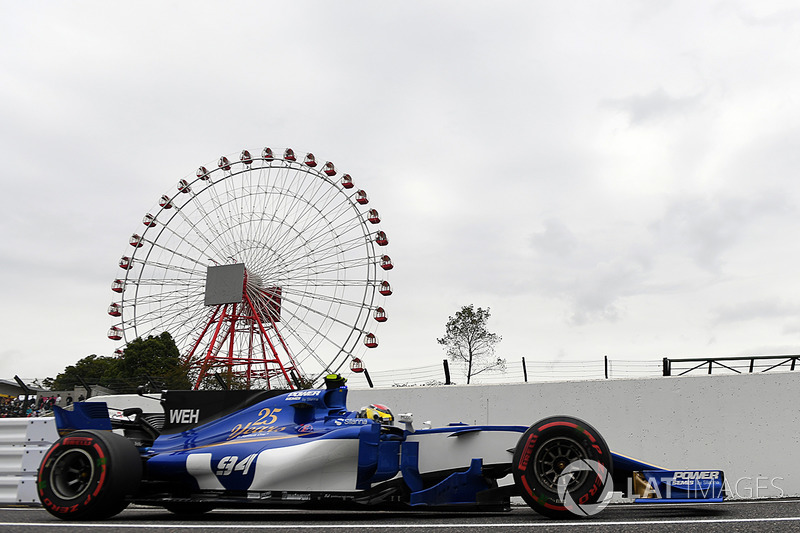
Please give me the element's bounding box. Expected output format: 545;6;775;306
254;408;282;425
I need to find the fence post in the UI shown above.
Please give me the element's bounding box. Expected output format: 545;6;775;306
213;373;230;390
522;357;528;383
77;375;93;399
443;360;451;385
604;356;609;379
662;358;671;376
13;375;33;412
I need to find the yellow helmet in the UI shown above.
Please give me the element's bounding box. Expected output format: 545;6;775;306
361;403;394;425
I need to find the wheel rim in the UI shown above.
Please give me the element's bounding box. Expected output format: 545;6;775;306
49;448;95;500
532;436;589;493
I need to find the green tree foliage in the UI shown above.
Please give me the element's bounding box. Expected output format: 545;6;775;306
118;332;191;390
437;305;505;384
196;368;252;391
48;332;191;392
49;354;119;391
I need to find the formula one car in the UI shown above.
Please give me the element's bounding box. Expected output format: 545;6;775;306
38;379;725;520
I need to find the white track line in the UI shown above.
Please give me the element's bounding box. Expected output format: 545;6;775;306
2;517;800;529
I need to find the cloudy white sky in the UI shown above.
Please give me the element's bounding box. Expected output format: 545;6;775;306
3;1;800;384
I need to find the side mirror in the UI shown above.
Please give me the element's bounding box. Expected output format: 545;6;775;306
398;413;414;432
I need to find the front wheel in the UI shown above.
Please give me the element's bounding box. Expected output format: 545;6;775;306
512;416;613;519
38;430;142;520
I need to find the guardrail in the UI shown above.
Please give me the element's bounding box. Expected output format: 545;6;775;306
0;418;58;503
11;355;800;395
346;358;665;388
346;355;800;388
662;355;800;376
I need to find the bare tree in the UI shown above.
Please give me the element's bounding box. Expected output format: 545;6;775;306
437;305;505;384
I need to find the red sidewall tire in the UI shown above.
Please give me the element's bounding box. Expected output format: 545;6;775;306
512;416;612;519
38;430;142;520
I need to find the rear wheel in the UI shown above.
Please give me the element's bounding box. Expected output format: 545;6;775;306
38;430;142;520
512;416;613;519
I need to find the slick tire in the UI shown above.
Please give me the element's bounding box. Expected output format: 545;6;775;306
38;429;142;520
512;416;613;519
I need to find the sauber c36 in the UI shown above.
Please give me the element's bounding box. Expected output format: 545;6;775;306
37;385;725;520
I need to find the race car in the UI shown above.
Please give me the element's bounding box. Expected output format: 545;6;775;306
37;378;725;520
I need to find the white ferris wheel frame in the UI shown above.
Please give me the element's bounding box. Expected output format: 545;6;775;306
108;148;392;389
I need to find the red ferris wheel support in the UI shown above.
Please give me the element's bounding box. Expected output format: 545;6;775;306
186;269;299;390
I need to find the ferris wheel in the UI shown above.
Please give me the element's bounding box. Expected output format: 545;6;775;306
107;147;393;389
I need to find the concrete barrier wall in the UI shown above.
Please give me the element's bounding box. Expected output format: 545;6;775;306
0;418;58;503
350;372;799;498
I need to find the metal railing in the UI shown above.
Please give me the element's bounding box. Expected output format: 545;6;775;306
12;354;799;394
346;357;665;389
662;355;800;376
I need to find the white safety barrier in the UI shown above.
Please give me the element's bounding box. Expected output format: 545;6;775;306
0;418;58;504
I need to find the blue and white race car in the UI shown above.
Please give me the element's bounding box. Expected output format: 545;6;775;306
38;378;725;520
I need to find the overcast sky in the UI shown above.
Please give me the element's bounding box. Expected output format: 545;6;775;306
3;1;800;384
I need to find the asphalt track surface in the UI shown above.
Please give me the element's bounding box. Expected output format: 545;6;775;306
2;500;800;533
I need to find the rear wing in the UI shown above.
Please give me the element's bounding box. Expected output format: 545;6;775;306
52;402;112;436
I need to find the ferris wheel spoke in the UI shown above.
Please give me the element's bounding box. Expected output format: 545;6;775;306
133;258;207;277
263;195;361;264
286;243;374;270
125;306;196;338
278;243;375;281
280;316;362;380
286;195;365;245
146;204;232;266
254;169;299;245
275;230;370;276
128;278;206;289
218;170;259;255
135;237;214;274
278;285;374;311
251;178;355;258
278;184;351;246
282;278;375;289
250;200;322;259
262;304;342;372
124;289;205;314
170;190;236;261
275;251;377;280
125;293;205;328
277;290;368;331
271;161;327;217
266;264;366;291
260;175;321;235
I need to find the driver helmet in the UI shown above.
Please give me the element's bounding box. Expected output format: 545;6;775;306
359;403;394;425
324;373;347;389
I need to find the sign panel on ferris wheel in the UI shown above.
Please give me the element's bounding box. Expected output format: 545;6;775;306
107;147;393;390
